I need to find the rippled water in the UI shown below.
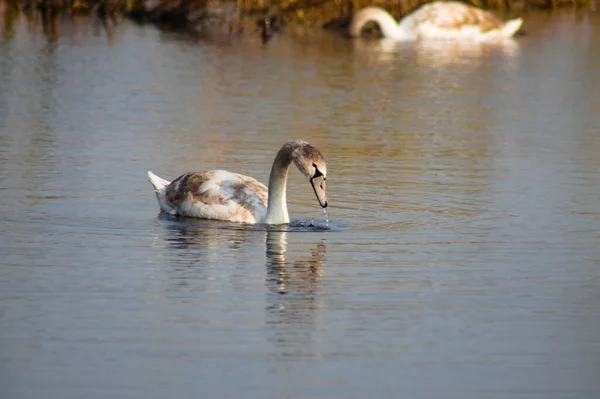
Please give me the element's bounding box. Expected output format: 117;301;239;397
1;9;600;399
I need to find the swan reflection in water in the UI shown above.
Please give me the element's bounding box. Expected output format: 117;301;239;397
155;214;260;265
351;36;520;67
264;228;327;356
265;228;326;289
154;215;327;313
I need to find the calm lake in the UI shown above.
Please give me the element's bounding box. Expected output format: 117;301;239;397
1;8;599;399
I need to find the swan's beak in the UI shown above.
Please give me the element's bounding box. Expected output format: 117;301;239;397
310;175;328;208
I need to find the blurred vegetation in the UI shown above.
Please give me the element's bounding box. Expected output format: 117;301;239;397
0;0;595;35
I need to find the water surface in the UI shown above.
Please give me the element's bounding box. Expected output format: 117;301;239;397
1;10;600;399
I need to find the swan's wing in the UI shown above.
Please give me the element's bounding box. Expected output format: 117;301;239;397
414;2;504;32
165;170;268;223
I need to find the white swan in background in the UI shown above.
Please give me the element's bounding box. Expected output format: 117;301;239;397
349;2;523;41
148;141;328;224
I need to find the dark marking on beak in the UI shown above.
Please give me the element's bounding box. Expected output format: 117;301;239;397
310;175;327;208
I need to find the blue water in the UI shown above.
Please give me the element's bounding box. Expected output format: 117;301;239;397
1;9;600;399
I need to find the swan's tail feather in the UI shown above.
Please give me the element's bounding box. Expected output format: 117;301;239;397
148;171;178;215
148;171;171;192
502;18;523;38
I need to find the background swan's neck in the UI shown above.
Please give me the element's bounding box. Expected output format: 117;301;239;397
350;7;416;40
264;148;293;224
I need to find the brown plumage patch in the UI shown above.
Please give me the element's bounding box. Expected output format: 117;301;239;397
166;172;226;209
230;176;268;207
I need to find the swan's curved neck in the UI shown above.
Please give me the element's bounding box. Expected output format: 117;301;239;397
264;146;294;224
350;7;416;40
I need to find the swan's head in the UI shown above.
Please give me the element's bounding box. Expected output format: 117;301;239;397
291;142;328;208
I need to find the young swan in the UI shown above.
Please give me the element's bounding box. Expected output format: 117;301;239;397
349;2;523;41
148;141;328;225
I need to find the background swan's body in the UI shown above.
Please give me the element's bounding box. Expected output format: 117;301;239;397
349;2;523;41
148;141;328;225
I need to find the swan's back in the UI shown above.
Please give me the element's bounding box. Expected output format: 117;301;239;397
152;170;269;223
415;2;503;30
410;2;521;39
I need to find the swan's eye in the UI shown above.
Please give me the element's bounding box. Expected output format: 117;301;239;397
312;167;324;179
